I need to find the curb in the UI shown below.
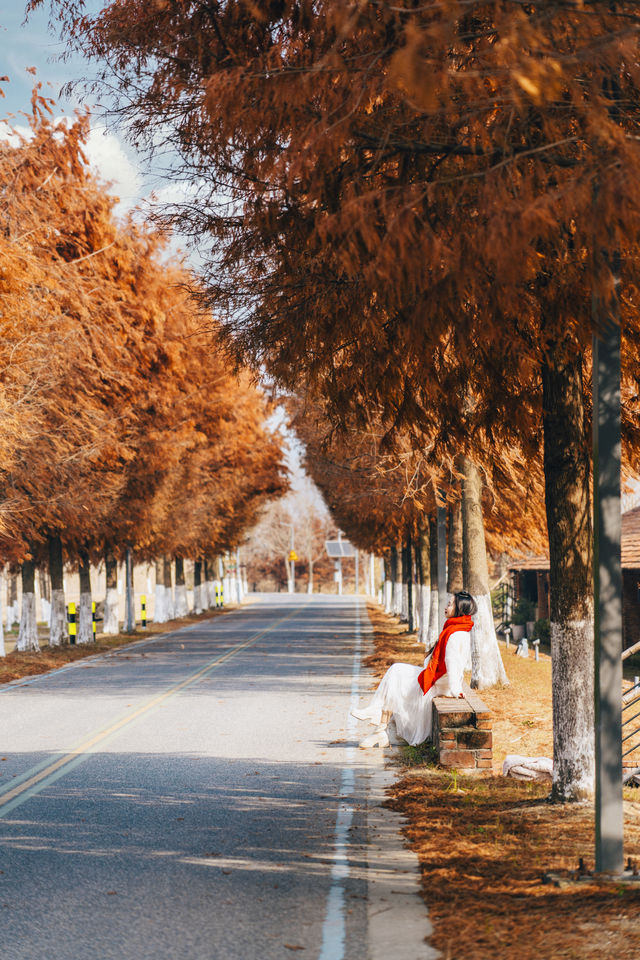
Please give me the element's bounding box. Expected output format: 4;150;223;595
366;764;440;960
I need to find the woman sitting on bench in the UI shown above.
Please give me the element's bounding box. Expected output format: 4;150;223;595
352;590;477;748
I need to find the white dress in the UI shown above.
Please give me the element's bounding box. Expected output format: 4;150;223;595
357;630;470;746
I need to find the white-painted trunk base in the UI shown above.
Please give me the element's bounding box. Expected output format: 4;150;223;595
393;580;403;616
428;590;440;649
174;584;188;618
49;590;66;647
78;593;94;644
6;602;18;630
550;618;595;800
206;580;216;608
192;584;203;615
17;593;38;652
384;580;392;613
164;589;175;621
401;583;409;622
41;598;51;627
0;591;4;657
418;586;431;646
154;584;168;624
471;592;508;689
103;587;120;634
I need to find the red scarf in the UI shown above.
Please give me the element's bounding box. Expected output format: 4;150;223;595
417;615;474;695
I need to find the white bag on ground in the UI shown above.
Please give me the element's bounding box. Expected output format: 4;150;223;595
502;754;553;781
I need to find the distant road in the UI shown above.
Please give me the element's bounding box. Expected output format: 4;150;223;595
0;594;385;960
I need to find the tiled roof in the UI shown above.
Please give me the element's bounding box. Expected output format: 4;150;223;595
508;556;550;571
509;506;640;571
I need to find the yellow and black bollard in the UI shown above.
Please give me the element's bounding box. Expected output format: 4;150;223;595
67;602;77;645
92;601;97;639
220;583;224;608
215;582;220;607
141;594;147;629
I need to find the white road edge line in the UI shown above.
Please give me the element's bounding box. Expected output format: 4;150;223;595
317;598;361;960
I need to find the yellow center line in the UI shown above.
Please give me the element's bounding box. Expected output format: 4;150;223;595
0;602;308;812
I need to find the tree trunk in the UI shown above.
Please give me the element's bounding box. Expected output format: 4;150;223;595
448;498;463;593
154;557;167;623
48;535;66;647
400;539;409;622
209;557;219;607
461;456;508;689
78;554;94;644
416;522;431;646
308;554;314;594
103;553;119;634
202;558;210;607
393;544;403;616
383;554;393;612
174;556;188;618
163;555;174;619
389;546;398;614
17;559;38;652
7;572;18;629
38;567;51;628
543;347;594;801
428;514;440;649
405;533;414;632
193;559;203;614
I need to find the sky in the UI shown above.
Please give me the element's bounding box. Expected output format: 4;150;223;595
1;4;158;216
0;5;326;505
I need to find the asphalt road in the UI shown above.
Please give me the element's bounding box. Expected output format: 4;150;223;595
0;594;393;960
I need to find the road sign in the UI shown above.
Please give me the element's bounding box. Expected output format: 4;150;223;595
288;550;298;562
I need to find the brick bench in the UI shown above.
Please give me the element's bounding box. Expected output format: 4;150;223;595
432;683;493;773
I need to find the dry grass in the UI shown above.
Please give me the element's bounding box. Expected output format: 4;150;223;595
0;607;236;686
365;603;640;960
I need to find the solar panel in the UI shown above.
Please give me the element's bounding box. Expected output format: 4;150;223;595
325;540;357;558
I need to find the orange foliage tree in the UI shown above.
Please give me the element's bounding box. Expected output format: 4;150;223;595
0;93;287;649
32;0;640;797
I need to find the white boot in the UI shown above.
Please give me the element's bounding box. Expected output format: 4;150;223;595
351;707;374;722
359;725;389;749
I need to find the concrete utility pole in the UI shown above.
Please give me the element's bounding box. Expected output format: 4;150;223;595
437;506;447;629
593;282;624;874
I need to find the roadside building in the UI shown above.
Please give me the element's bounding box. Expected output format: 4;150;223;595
508;506;640;652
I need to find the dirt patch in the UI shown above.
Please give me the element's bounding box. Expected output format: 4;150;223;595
0;607;236;686
365;603;640;960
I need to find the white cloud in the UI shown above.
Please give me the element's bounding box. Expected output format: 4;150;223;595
84;125;143;214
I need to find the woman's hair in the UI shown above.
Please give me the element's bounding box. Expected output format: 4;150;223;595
454;590;478;617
